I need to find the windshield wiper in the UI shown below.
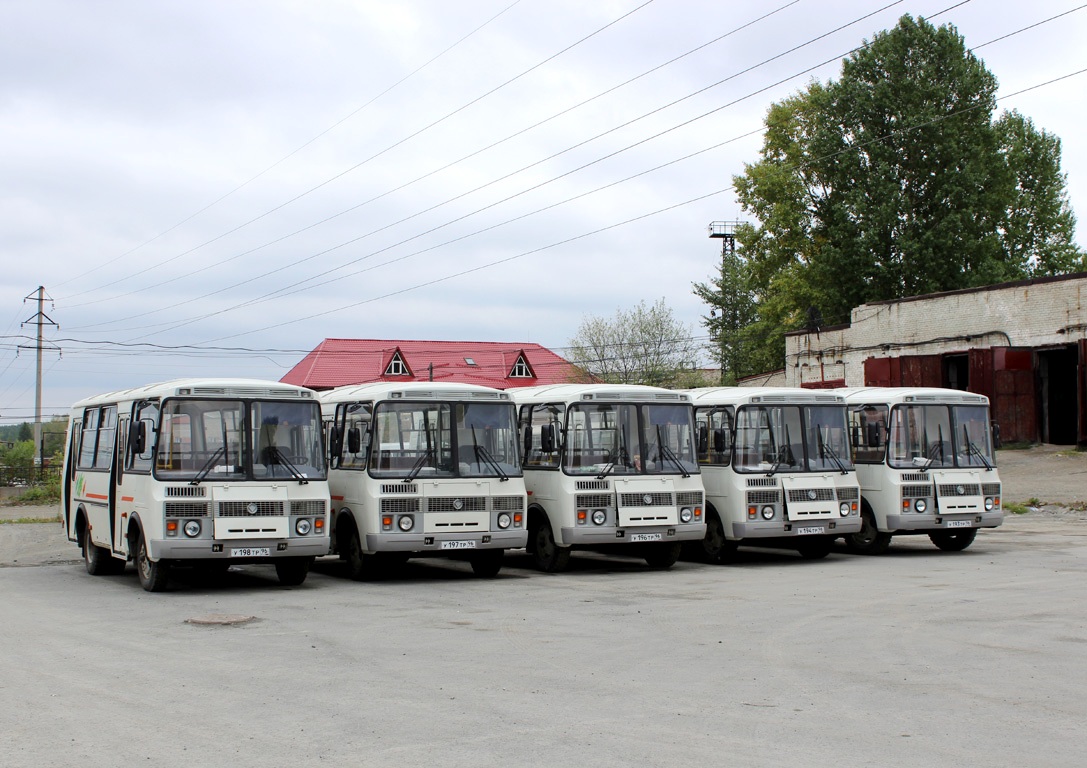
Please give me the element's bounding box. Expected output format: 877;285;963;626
404;447;436;483
962;425;994;471
818;429;849;475
473;444;509;481
656;425;691;478
270;446;309;485
766;423;793;477
921;424;946;471
189;446;225;486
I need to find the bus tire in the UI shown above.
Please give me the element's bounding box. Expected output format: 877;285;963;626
846;510;891;555
275;557;313;586
644;542;682;569
928;528;978;552
796;538;832;560
698;512;738;564
83;526;125;575
469;549;504;578
531;518;570;573
341;522;380;581
134;530;170;592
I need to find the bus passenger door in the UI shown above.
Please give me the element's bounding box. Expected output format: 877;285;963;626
109;417;126;555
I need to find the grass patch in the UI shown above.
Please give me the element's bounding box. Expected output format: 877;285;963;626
1002;502;1031;515
1055;449;1087;457
0;515;62;524
997;441;1033;451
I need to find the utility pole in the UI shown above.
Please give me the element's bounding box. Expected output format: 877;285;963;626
20;287;59;474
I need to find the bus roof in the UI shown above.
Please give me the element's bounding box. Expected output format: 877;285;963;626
318;380;512;405
685;386;845;406
507;383;692;404
70;378;317;409
836;387;990;406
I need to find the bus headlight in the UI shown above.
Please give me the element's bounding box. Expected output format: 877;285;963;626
679;507;693;523
295;518;312;535
497;513;512;529
592;509;607;526
915;498;927;513
839;503;850;517
183;520;201;538
761;505;775;520
398;515;414;532
984;497;994;511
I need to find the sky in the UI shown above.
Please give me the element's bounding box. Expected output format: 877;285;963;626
2;0;1086;425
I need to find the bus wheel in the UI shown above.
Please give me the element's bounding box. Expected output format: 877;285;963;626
275;557;313;586
135;531;170;592
469;549;504;578
342;524;380;581
796;538;832;560
644;542;682;569
846;511;891;555
531;519;571;573
83;527;124;575
699;513;737;564
929;528;978;552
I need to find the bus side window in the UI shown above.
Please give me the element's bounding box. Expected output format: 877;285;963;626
524;404;562;468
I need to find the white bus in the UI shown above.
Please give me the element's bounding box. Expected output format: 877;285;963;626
321;382;527;578
511;384;706;571
62;379;330;591
687;387;861;561
840;387;1003;553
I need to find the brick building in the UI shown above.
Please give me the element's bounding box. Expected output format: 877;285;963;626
783;272;1087;445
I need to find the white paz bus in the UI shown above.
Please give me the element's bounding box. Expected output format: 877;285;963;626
321;382;527;578
687;387;861;561
511;384;706;571
840;387;1003;553
63;379;330;591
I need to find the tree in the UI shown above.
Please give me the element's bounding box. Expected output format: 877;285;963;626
567;298;703;386
711;15;1083;369
692;239;761;383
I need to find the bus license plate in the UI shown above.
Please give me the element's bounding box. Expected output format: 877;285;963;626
946;520;972;528
230;547;270;557
797;526;825;535
630;533;662;542
440;540;476;550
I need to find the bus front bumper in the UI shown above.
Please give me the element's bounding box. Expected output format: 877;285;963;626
150;537;330;560
731;517;861;539
364;530;528;552
885;511;1004;532
562;523;706;546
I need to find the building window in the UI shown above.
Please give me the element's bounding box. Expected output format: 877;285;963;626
464;357;477;366
385;352;410;376
509;355;533;378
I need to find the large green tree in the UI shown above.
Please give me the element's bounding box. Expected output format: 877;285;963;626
709;14;1083;369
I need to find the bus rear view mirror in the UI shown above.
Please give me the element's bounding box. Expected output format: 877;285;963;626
130;420;147;455
540;424;555;454
867;422;883;448
697;424;708;453
347;427;361;454
523;425;533;457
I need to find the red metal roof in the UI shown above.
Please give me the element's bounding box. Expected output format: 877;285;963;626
280;338;580;390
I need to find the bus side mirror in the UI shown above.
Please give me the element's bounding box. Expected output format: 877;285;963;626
713;428;725;453
130;420;147;455
347;427;361;454
541;424;555;454
523;426;533;457
867;422;883;448
697;424;708;453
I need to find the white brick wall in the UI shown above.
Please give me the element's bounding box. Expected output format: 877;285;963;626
785;273;1087;387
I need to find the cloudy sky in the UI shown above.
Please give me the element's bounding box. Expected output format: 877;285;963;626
2;0;1086;423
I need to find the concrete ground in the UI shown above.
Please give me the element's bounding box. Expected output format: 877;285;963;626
1;446;1084;767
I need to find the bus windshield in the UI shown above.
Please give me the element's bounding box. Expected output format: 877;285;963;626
155;398;325;481
563;402;698;476
888;404;994;469
734;404;852;473
369;401;522;480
